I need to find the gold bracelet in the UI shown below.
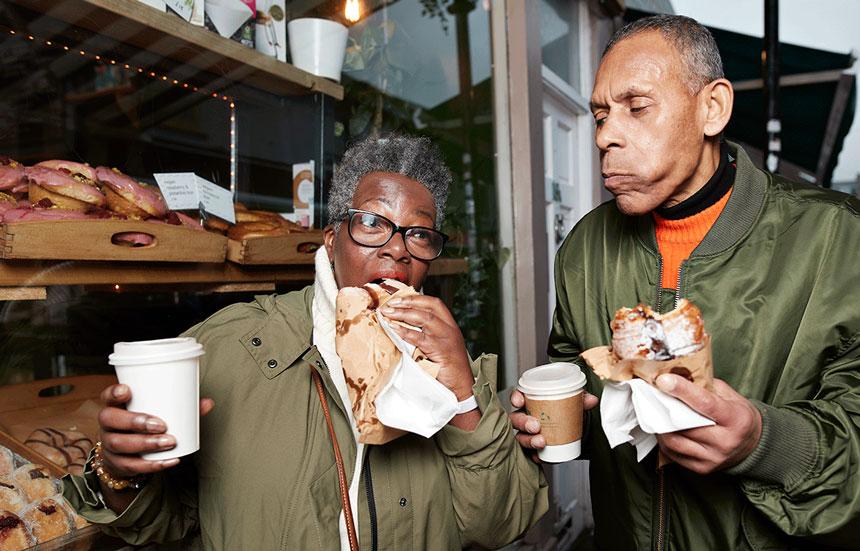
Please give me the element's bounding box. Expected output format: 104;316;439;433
90;441;148;491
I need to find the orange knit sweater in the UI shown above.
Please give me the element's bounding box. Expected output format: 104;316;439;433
653;188;733;289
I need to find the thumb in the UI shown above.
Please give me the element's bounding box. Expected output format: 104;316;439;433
656;374;717;420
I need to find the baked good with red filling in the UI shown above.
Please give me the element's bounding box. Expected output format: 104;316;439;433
95;167;168;219
25;166;106;211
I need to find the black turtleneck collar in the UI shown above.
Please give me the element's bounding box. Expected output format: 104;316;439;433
656;142;735;220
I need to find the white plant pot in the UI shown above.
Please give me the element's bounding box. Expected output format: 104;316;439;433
288;18;348;82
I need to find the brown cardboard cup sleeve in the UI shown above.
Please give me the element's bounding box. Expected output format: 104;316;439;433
518;362;587;463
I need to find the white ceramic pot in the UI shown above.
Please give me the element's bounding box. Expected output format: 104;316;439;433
288;18;348;82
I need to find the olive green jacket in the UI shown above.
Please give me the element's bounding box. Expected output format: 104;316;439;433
549;142;860;550
64;287;548;550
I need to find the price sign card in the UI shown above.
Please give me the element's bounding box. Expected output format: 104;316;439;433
154;173;236;223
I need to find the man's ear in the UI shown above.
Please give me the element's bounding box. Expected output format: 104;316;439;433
701;78;733;137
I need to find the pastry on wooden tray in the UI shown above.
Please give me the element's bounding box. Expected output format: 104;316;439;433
10;465;57;503
0;509;34;551
20;498;72;544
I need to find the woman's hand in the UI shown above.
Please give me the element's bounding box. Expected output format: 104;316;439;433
379;295;475;401
96;383;214;511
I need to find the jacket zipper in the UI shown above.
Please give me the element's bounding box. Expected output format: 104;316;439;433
654;466;666;551
653;254;668;551
364;448;378;551
675;261;686;309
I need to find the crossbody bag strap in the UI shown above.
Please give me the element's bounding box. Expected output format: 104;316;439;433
311;367;360;551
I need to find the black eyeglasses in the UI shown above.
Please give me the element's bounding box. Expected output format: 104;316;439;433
345;209;449;261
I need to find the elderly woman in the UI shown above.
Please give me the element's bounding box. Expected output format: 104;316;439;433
64;135;548;550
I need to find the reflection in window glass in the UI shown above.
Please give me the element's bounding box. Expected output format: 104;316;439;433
337;0;502;370
540;0;581;91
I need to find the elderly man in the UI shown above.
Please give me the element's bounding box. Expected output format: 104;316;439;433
67;134;548;550
513;14;860;549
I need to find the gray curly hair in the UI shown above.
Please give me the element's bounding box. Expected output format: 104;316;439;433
327;134;452;230
603;15;724;94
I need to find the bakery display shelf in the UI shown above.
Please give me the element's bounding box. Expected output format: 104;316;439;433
226;231;324;265
1;220;228;263
0;257;468;290
9;0;344;100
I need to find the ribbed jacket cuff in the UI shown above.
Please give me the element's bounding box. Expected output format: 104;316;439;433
725;401;818;489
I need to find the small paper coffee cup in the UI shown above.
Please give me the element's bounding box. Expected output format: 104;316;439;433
109;338;204;460
518;362;587;463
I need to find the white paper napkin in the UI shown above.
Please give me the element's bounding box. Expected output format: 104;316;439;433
206;0;253;38
601;379;715;461
373;312;459;437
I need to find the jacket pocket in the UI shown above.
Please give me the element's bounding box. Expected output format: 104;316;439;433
309;461;342;550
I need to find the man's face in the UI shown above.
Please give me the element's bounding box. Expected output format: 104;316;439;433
324;171;436;289
591;31;708;215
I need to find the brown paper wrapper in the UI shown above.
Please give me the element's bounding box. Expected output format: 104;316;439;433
524;393;583;446
581;334;713;391
581;336;713;467
336;283;441;445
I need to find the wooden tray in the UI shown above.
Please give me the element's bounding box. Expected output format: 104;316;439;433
0;374;116;477
227;230;323;265
0;220;228;263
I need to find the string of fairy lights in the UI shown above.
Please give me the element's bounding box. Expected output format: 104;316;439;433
3;25;239;194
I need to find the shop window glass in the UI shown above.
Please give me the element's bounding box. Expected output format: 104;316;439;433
540;0;581;91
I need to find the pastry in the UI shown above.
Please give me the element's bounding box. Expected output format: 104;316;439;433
584;299;713;389
24;429;93;476
11;465;56;503
0;481;24;514
25;166;106;211
95;166;168;219
0;157;26;194
0;448;12;478
21;499;72;543
0;510;34;551
610;299;705;360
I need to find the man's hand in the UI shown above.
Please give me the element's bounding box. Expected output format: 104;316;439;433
510;389;599;463
655;374;762;474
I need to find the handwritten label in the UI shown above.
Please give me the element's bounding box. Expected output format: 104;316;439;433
154;173;236;223
164;0;194;21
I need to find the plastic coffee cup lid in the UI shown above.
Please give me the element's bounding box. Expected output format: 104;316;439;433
517;362;587;396
109;337;204;367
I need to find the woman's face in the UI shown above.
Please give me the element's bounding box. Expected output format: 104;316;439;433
324;171;437;289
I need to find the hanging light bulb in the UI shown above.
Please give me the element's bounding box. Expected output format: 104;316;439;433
345;0;361;23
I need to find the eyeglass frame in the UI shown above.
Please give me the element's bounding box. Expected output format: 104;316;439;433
344;208;450;260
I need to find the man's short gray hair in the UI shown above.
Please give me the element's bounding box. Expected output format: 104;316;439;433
603;15;724;94
327;134;452;229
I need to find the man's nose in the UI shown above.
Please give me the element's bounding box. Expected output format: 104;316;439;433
379;230;410;261
595;113;625;152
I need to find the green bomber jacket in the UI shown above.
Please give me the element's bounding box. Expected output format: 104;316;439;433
549;142;860;550
64;287;548;550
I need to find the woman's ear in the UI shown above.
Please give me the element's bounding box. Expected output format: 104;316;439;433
701;78;734;137
323;224;336;260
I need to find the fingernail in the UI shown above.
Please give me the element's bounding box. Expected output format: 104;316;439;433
656;374;675;391
160;459;179;468
387;298;402;305
380;307;394;315
157;436;175;448
113;385;128;398
526;419;540;433
145;418;166;432
532;435;545;448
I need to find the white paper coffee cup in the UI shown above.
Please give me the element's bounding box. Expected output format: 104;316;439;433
108;337;204;460
518;362;587;463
